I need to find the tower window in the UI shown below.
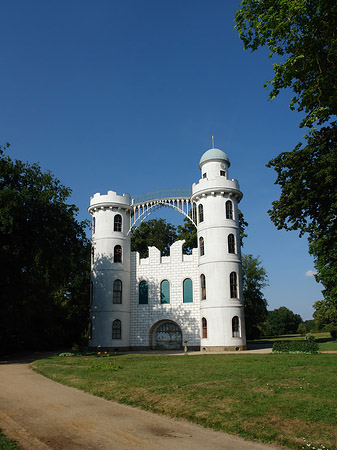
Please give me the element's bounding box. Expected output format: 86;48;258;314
92;217;96;234
226;200;233;219
202;173;207;179
199;237;205;256
200;274;206;300
230;272;238;298
220;170;226;177
91;247;95;265
112;319;121;339
232;316;240;337
88;320;92;340
202;317;207;339
139;280;148;304
228;234;236;254
90;281;94;304
198;204;204;223
113;279;122;304
160;280;170;304
183;278;193;303
114;245;122;263
114;214;122;232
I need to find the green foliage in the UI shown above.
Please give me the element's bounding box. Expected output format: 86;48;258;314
267;307;303;336
297;323;307;335
313;299;337;330
329;328;337;339
235;0;337;128
131;218;178;258
242;254;268;339
272;340;319;354
177;213;197;254
0;144;90;354
235;0;337;327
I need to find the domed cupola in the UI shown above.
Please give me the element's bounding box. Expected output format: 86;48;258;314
199;148;230;169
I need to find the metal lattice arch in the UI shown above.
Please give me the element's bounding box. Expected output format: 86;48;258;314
129;188;196;234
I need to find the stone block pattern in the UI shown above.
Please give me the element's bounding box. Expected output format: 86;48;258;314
130;240;201;348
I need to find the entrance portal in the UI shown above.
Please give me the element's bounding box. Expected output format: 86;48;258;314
152;321;182;350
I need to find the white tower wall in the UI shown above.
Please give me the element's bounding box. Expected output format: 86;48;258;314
192;148;246;351
88;191;132;349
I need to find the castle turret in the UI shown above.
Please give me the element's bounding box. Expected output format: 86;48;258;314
191;148;246;350
88;190;132;349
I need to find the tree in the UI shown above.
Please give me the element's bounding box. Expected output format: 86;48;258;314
0;144;90;354
267;307;303;336
242;254;268;339
131;218;178;258
235;0;337;313
313;299;337;330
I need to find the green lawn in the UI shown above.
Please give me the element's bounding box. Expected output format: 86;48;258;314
32;352;337;450
0;430;20;450
249;332;337;351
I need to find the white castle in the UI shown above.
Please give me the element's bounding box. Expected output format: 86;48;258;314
88;147;246;351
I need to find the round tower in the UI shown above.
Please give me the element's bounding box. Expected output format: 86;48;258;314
88;190;132;350
191;148;246;351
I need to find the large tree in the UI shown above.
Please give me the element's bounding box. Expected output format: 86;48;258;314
242;254;268;339
131;218;178;258
235;0;337;311
267;306;303;336
0;144;90;354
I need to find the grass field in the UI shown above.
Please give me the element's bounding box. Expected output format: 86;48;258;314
249;332;337;351
0;429;20;450
32;352;337;450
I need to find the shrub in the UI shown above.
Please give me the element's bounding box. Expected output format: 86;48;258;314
330;328;337;339
297;323;307;335
272;340;319;354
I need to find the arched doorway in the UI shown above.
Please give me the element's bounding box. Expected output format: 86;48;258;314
151;321;182;350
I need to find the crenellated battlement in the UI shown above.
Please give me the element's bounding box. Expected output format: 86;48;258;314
131;240;198;267
89;190;131;213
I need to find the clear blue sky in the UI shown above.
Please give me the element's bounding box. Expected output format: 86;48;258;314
1;0;322;320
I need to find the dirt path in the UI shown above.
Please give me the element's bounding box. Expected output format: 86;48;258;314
0;356;279;450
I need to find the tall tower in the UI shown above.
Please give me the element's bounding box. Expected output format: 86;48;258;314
88;191;132;350
191;148;246;350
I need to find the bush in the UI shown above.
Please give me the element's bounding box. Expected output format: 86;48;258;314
297;323;307;335
272;340;319;354
330;328;337;339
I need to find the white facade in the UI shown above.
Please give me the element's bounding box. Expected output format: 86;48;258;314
88;148;246;351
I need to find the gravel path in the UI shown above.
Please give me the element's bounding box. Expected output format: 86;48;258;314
0;355;279;450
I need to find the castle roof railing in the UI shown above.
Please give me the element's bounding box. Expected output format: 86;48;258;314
131;188;192;205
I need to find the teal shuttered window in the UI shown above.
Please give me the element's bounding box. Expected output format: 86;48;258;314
160;280;170;304
139;280;148;304
183;278;193;303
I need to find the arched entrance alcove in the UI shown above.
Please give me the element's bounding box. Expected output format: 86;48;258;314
150;320;183;350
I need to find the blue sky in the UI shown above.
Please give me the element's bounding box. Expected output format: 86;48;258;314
1;0;322;320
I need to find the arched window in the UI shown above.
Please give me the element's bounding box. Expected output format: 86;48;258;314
199;237;205;256
113;279;122;304
228;234;235;254
112;319;121;339
226;200;233;219
114;214;122;232
92;217;96;234
230;272;238;298
139;280;148;304
114;245;122;263
160;280;170;304
198;204;204;223
91;247;95;265
200;274;206;300
183;278;193;303
90;281;94;304
88;320;92;340
232;316;240;337
202;317;207;339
